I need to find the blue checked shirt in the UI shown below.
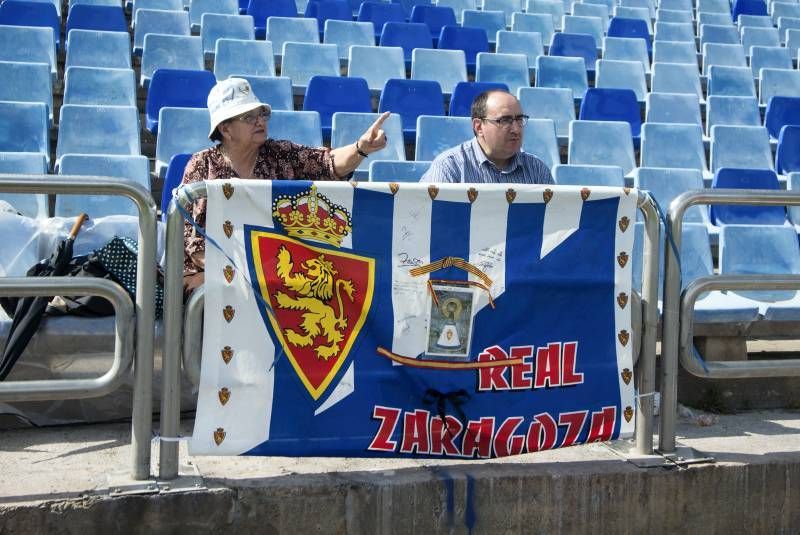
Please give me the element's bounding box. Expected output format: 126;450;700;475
420;137;554;185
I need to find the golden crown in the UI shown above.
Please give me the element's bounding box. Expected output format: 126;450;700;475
272;185;352;247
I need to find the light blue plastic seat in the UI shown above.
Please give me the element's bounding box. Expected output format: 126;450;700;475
659;0;692;11
475;51;530;95
63;66;136;107
646;93;702;125
655;21;697;49
787;172;800;225
369;160;432;182
411;48;467;96
705;95;761;135
140;34;203;87
132;0;182;24
652;41;698;66
603;36;650;74
699;0;731;15
0;102;49;164
633;167;707;223
698;12;735;28
641;123;709;175
518;86;574;138
415;115;473;161
241;75;293;110
56;155;151;218
759;68;800;105
281;42;339;94
0;60;52;124
482;0;522;26
331;112;404;177
214;39;275;80
562;14;604;49
613;7;652;34
553;164;624;186
568;120;636;175
707;65;757;97
700;24;740;48
269;110;323;147
347;45;405;94
656;8;692;24
0;153;48;218
155;107;214;177
776;127;800;175
738;14;773;29
0;25;56;81
201;13;254;60
66;29;130;74
535;55;588;100
741;26;780;52
190;0;238;33
527;0;564;30
750;46;793;78
777;16;800;43
772;2;800;25
595;58;647;101
702;43;748;75
462;10;506;45
437;0;476;23
651;62;704;102
495;31;543;75
266;16;319;63
621;0;655;18
510;12;555;44
56;105;141;167
573;2;609;28
787;29;800;58
323;20;374;63
133;8;190;56
710;125;774;172
550;32;599;76
522;118;559;171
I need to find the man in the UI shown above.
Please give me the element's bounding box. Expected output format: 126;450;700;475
421;90;554;184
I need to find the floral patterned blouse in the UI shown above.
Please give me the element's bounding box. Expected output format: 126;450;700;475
182;140;341;274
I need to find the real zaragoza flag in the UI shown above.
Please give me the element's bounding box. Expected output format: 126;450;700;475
189;180;638;458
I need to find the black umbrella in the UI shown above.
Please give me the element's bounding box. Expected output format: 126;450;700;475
0;213;88;381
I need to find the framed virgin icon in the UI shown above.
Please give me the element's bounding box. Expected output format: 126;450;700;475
425;283;475;359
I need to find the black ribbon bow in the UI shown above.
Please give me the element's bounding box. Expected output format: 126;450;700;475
422;388;471;437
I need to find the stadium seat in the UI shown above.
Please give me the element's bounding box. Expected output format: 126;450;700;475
550;32;598;78
358;1;406;41
527;0;564;30
788;173;800;225
787;29;800;58
145;69;216;134
613;7;652;35
573;3;608;31
132;8;190;56
495;30;544;75
633;167;707;223
411;48;467;95
475;52;530;95
651;62;704;102
56;155;151;218
132;0;182;25
66;29;130;74
656;8;692;24
249;0;298;39
415;115;473;161
655;22;696;49
155;107;214;177
778;18;800;43
764;96;800;140
621;0;654;18
201;13;254;60
646;93;702;125
482;0;522;26
190;0;238;32
437;25;489;74
56;105;141;166
568;120;636;175
281;42;339;94
214;39;275;80
0;0;59;51
241;75;293;110
602;36;650;75
347;45;405;94
161;153;193;222
705;95;762;135
742;26;780;52
303;76;372;140
378;22;432;69
66;4;127;40
63;66;136;107
305;0;351;38
702;43;747;75
659;0;692;11
771;2;800;25
462;10;506;46
709;167;785;225
710;125;774;172
369;160;432;182
553;164;624;186
579;87;641;142
511;12;555;45
436;0;476;23
266;17;318;64
323;20;374;63
393;0;433;20
269;110;323;147
652;41;698;65
700;24;740;48
523;118;560;171
410;4;457;45
518;86;574;138
697;12;734;28
0;25;56;81
449;81;509;116
0;102;49;164
737;14;772;28
641;123;709;175
750;46;793;79
331;112;405;177
379;79;444;143
562;15;604;49
707;65;757;97
595;59;647;102
759;68;800;106
607;17;651;54
776;126;800;175
140;34;202;87
732;0;768;22
0;153;48;218
0;60;53;125
535;55;588;100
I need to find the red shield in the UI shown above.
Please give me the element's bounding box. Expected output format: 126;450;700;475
249;231;374;400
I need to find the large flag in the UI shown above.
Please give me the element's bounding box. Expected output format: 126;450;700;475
189;180;638;458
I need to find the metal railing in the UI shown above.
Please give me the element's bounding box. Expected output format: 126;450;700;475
0;175;158;480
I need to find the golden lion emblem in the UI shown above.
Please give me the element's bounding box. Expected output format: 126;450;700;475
274;245;355;361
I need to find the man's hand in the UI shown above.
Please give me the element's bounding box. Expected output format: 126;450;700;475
357;111;391;155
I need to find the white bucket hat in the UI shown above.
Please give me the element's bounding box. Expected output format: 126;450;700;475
207;77;271;139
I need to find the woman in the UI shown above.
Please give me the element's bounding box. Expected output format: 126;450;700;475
181;77;389;294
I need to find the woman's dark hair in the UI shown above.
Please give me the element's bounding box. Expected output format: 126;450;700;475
209;125;224;142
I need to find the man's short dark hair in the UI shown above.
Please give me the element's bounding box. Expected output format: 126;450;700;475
470;89;511;120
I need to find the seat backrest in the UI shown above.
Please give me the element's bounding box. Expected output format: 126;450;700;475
743;26;781;52
549;32;598;72
133;8;191;55
607;17;651;52
651;62;703;101
764;96;800;139
190;0;238;30
475;51;530;95
613;7;652;34
309;0;352;35
527;0;564;30
63;66;136;107
140;34;202;86
66;4;127;36
732;0;768;21
462;9;505;45
778;17;800;42
595;58;647;101
281;42;339;91
510;12;555;45
214;38;275;80
56;155;151;218
641;122;708;173
553;164;625;186
518;86;574;137
568;119;636;175
562;14;604;48
653;40;698;65
248;0;298;32
573;3;609;30
161;152;193;221
759;68;800;105
620;0;655;18
787;172;800;224
646;92;702;125
437;25;489;67
267;16;318;58
0;60;53;121
394;0;434;19
710;124;774;172
56;104;141;165
655;21;696;46
0;101;49;161
0;152;48;218
410;4;458;40
702;42;747;75
269;110;323;147
133;0;183;22
579;87;641;138
495;30;544;69
710;167;785;225
776;125;800;175
603;36;650;73
522;118;560;171
656;8;692;24
145;68;216;134
705;95;761;136
437;0;476;23
700;24;740;48
411;48;467;95
304;75;372;137
0;25;56;79
697;12;734;28
369;160;432;181
481;0;522;25
680;224;715;290
415;115;473;161
0;0;60;49
241;75;293;110
323;20;374;61
155;107;214;177
347;45;405;93
378;78;445;135
633;167;706;223
449;81;509;116
535;55;588;99
331;112;405;173
771;2;800;24
737;14;772;28
201;13;254;59
379;22;432;62
357;1;406;37
707;65;757;97
698;0;730;14
750;45;792;79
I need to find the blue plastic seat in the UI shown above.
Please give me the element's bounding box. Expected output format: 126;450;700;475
0;102;49;163
393;0;433;19
651;62;704;102
241;75;293;110
788;172;800;225
214;39;275;80
511;12;555;45
562;15;604;49
303;76;372;140
483;0;523;26
549;32;598;76
140;34;202;87
568;120;636;175
710;125;774;172
358;1;406;40
707;65;757;97
347;45;405;94
579;87;642;140
702;43;747;76
331;112;405;177
595;59;647;101
764;96;800;140
323;20;374;63
700;24;740;48
66;29;130;74
56;105;141;166
379;79;444;143
57;155;151;218
133;8;190;56
415;115;473;161
63;66;136;107
0;23;56;81
776;126;800;175
732;0;767;22
613;7;652;35
462;10;505;46
475;51;529;95
633;167;707;223
602;36;650;74
527;0;564;30
705;95;761;135
161;153;192;222
306;0;351;39
737;14;772;28
411;48;467;95
145;69;216;134
535;55;588;100
190;0;238;32
201;13;254;60
518;86;574;137
437;25;488;74
607;17;651;54
379;22;432;69
495;30;544;74
787;29;800;57
750;46;793;79
66;4;127;41
0;60;53;125
269;110;323;147
646;93;702;125
771;2;800;25
369;160;432;182
523;118;560;170
0;153;48;218
410;4;457;45
553;164;624;186
710;168;786;225
778;17;800;43
155;107;214;177
641;123;708;174
653;41;698;65
449;81;509;116
267;17;318;65
759;68;800;106
281;42;339;94
248;0;297;40
0;0;60;50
